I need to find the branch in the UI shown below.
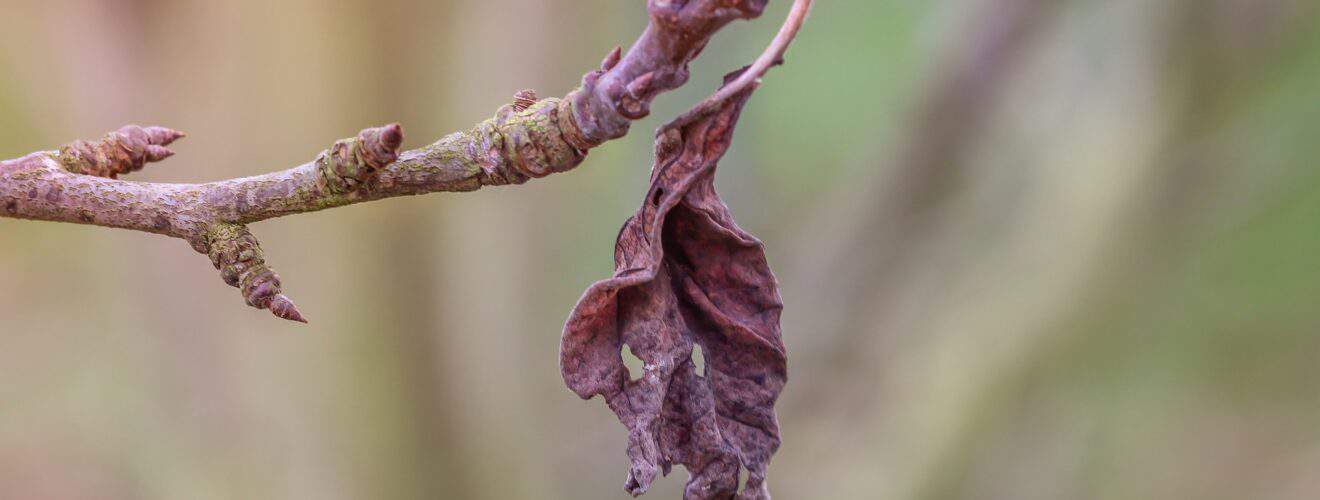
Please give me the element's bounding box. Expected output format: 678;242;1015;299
0;0;774;323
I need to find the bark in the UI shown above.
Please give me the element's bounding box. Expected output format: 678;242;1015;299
0;0;773;322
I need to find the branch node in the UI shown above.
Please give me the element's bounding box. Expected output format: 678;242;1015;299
318;123;405;193
57;125;186;179
619;71;658;120
499;99;587;179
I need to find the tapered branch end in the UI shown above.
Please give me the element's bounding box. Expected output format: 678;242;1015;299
58;125;187;179
358;123;405;170
143;145;175;163
512;89;539;112
205;223;308;325
319;123;405;193
600;46;622;71
269;295;308;324
138;126;187;147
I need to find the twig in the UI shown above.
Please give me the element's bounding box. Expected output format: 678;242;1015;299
665;0;814;131
0;0;777;323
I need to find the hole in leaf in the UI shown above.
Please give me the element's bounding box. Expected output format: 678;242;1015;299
692;343;706;376
622;344;645;381
652;188;665;206
738;467;749;492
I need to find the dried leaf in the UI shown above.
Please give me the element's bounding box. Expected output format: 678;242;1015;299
562;83;786;499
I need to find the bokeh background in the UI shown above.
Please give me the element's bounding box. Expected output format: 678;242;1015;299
2;0;1320;498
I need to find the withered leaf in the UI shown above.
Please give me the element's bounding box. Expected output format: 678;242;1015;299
561;84;787;499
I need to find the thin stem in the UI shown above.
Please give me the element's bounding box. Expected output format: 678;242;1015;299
666;0;814;130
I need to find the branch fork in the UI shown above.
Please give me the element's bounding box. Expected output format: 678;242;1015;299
2;1;814;498
0;0;798;324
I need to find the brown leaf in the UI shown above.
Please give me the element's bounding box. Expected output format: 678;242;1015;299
562;82;786;499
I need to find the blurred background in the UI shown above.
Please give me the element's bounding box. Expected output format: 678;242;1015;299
2;0;1320;498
